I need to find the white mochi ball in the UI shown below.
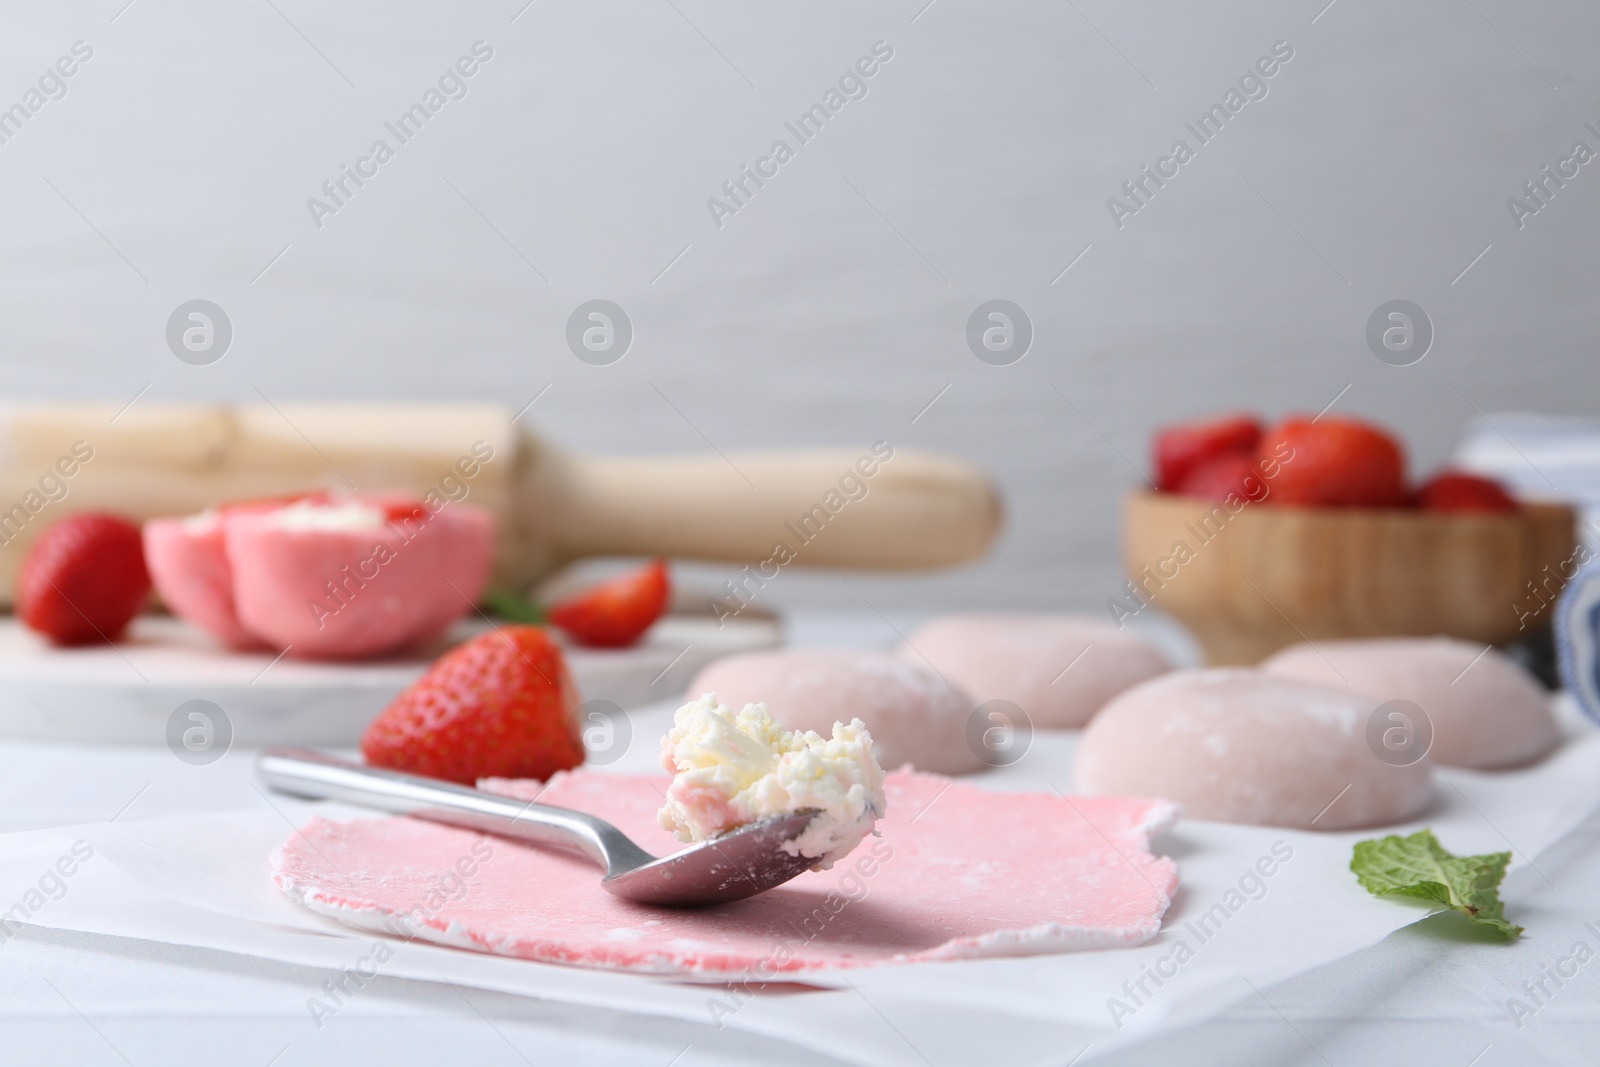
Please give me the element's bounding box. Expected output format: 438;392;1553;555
686;649;985;774
1074;669;1434;831
1261;637;1558;770
897;613;1172;729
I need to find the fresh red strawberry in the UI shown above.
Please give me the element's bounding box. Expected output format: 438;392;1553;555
1153;414;1263;492
548;559;670;648
1177;453;1271;503
361;626;584;784
17;512;151;645
1415;470;1518;513
1257;416;1407;508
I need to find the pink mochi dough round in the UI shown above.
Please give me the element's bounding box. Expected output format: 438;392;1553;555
226;503;493;659
686;649;987;775
144;514;267;650
1261;637;1558;770
898;613;1172;729
1074;668;1434;831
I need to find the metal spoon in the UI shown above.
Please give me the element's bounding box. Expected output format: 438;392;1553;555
257;748;819;907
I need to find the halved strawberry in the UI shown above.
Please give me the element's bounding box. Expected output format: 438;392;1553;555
1153;414;1263;492
361;625;584;784
1415;470;1518;513
547;559;670;648
1256;416;1408;508
17;512;152;645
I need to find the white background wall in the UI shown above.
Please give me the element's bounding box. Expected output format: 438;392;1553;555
1;0;1597;614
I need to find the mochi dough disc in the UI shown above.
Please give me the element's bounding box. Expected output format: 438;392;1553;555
1074;668;1434;831
898;613;1172;729
1261;637;1558;769
686;649;985;774
273;770;1181;975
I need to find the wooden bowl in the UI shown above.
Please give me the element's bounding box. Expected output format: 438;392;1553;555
1121;491;1578;665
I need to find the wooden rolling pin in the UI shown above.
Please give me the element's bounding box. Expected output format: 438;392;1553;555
0;403;1002;604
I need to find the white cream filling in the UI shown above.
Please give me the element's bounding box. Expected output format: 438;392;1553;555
180;509;222;533
657;693;887;870
265;500;386;531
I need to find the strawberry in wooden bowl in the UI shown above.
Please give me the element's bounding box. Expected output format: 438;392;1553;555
1124;413;1576;664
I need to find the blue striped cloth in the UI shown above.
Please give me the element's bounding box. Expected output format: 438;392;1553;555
1461;415;1600;722
1558;563;1600;724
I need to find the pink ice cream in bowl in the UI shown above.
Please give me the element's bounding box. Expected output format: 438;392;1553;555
144;492;494;659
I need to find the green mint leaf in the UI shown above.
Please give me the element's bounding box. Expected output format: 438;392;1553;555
480;588;545;625
1351;828;1522;939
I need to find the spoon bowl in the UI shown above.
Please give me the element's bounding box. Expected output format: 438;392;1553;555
603;811;820;905
258;748;820;906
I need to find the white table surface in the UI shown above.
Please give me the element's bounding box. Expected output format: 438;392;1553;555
3;612;1598;1067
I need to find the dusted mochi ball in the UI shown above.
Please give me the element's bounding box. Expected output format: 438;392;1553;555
686;649;984;774
1074;669;1434;831
897;613;1172;729
1262;637;1558;770
658;693;887;870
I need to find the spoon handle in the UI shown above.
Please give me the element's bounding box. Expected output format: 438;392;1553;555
257;748;655;876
